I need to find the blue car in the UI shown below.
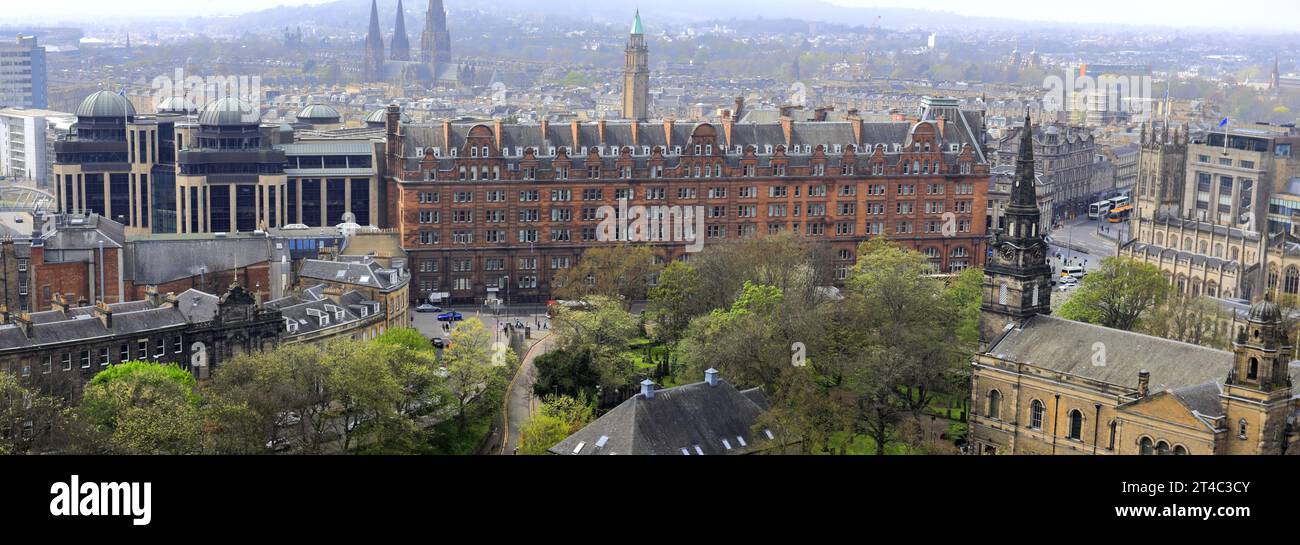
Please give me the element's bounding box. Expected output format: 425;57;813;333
437;311;464;322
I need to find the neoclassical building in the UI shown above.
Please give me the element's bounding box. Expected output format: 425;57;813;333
970;115;1300;455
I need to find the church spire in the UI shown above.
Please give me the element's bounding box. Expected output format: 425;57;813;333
1011;112;1037;210
978;111;1051;347
390;0;411;61
363;0;386;81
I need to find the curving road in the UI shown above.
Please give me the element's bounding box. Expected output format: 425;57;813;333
500;333;554;455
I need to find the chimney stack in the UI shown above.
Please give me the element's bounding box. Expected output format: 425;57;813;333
640;378;656;399
145;284;163;307
51;292;69;313
733;96;744;120
705;368;719;386
1137;369;1150;397
493;118;503;150
13;312;32;339
0;305;8;325
323;284;344;304
94;300;113;329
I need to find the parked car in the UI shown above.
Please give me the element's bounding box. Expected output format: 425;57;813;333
275;411;301;427
266;436;292;452
416;303;441;313
437;311;464;322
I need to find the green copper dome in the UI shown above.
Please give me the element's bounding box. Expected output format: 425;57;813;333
631;10;643;35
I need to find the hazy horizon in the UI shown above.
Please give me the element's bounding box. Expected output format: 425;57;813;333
0;0;1296;33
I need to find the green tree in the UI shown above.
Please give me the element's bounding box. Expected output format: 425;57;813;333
1058;257;1170;331
323;340;404;452
78;361;204;454
205;342;327;453
517;412;569;455
442;319;513;433
551;244;662;303
0;373;70;454
647;260;701;344
550;295;639;390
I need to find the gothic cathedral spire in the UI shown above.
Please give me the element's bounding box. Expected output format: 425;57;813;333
421;0;451;71
979;112;1052;347
622;10;649;121
390;0;411;61
363;0;386;82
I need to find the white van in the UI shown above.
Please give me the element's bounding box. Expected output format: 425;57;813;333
1060;266;1086;279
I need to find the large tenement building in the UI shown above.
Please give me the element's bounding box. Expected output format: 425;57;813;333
385;95;992;304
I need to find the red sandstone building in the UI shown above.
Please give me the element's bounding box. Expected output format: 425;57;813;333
384;96;991;305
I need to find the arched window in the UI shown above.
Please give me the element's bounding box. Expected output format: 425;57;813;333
1198;240;1208;254
1238;419;1248;439
1139;437;1153;455
1268;266;1279;290
1248;357;1259;380
1214;243;1224;258
1107;420;1117;450
987;390;1002;420
1173;445;1188;455
1155;232;1164;246
1284;266;1299;294
1155;440;1169;455
1183;237;1192;250
1030;400;1045;429
1067;409;1083;440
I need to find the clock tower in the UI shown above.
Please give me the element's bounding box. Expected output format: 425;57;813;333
980;113;1053;347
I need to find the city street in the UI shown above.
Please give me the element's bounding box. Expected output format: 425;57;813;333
1046;215;1130;275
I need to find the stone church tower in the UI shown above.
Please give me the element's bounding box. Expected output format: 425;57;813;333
622;11;649;121
421;0;452;73
980;114;1053;348
1133;122;1187;223
1221;299;1295;454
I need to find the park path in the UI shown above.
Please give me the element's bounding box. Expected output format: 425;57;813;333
500;333;553;454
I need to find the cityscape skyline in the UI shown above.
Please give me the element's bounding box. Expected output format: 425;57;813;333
1;0;1297;33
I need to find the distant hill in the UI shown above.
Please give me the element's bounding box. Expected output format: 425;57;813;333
203;0;1097;35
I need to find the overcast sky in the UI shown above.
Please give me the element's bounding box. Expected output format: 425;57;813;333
829;0;1300;32
3;0;1298;32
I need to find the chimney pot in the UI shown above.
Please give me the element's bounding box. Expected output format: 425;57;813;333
1137;369;1150;397
705;368;719;386
640;378;656;399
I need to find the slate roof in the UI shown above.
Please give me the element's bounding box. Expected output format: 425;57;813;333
298;258;405;291
266;284;379;339
986;315;1233;393
548;378;780;455
123;236;272;285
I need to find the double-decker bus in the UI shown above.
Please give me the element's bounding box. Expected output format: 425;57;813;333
1088;200;1114;219
1106;204;1133;223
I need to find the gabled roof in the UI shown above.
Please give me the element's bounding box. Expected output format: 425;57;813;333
548;378;780;455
